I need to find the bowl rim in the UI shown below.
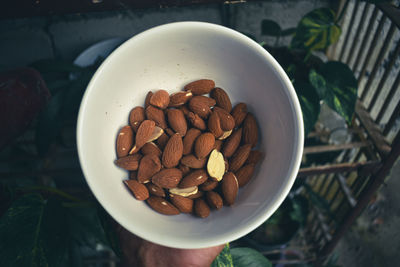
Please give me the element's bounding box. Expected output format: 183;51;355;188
77;21;304;249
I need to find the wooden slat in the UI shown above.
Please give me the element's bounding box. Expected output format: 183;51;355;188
297;161;380;177
377;2;400;29
337;174;357;207
303;142;370;155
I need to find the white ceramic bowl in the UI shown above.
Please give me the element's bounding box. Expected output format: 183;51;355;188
77;22;303;249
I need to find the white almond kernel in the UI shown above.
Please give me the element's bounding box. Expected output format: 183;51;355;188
207;149;225;181
169;186;198;197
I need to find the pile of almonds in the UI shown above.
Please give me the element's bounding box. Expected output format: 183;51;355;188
115;79;262;218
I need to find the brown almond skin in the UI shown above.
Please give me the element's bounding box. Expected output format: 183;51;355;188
152;168;183;189
116;126;134;158
169;91;193;107
188;96;213;119
242;113;259;148
208;111;223;138
156;132;169;150
210;87;232;112
115;154;142;170
137;154;162;183
181;154;207;169
179;169;208;188
146;196;180;215
146;106;167;129
236;164;256;187
213;107;235;131
132;120;155;153
146;183;165;197
178;164;191;176
124;180;149;200
129;107;145;132
194;198;211;218
145;91;153;108
214;140;223;151
167;109;187;136
179;105;191;116
187;112;206;130
150;89;170;109
221;172;239;206
246;150;263;164
199;179;219;191
222;128;242;158
194;133;215;159
164;128;175;137
206;191;223;210
184;79;215;95
231;103;247;127
183;128;201;155
229;144;252;172
170;194;193;213
162;133;183;168
141;142;162;157
187;191;204;199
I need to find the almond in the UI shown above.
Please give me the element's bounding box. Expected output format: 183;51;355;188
188;96;213;118
129;171;137;179
146;183;165;197
181;154;207;169
210;87;232;112
137;154;162;183
129;120;155;154
208;111;223;138
169;186;198;197
194;198;211;218
150;89;170;109
207;149;225;181
162;133;183;168
167;109;187;136
184;79;215;95
146;106;167;129
199;179;218;191
179;105;191;116
236;164;256;187
170;194;193;213
115;154;142;170
206;191;223;210
141;142;162;157
156;132;169;150
214;140;223;151
194;133;215;159
129;107;145;132
221;172;239;206
218;130;232;140
152;168;183;189
145;91;153;108
124;180;149;200
222;128;242;158
187;112;206;130
146;196;180;215
213;107;235;131
165;128;175;137
183;128;201;155
116;126;134;158
229;144;252;172
178;164;191;176
246;150;263;164
179;169;208;188
242;113;259;147
231;103;247;127
169;91;193;107
187;191;204;199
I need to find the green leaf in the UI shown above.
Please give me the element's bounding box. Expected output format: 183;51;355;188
290;195;309;226
309;61;357;124
291;8;341;52
0;194;68;267
211;244;233;267
261;19;281;36
231;247;272;267
294;82;321;135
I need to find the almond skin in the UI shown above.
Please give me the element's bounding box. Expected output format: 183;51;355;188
116;126;134;158
194;133;215;159
231;103;247;127
183;128;201;155
146;196;180;215
206;191;223;210
221;172;239;206
187;191;204;199
188;96;213;118
129;120;155;154
246;150;263;164
167;109;187;136
208;111;223;138
162;133;183;168
146;183;165;197
229;144;252;172
156;132;169;150
145;91;153;108
213;107;235;131
170;194;193;213
115;154;142;170
199;179;219;191
187;112;206;130
152;168;183;189
141;142;162;157
150;89;170;109
179;169;208;188
194;198;211;218
181;154;207;169
146;106;167;129
137;154;162;183
184;79;215;95
129;107;145;132
214;140;223;151
124;180;149;200
210;87;232;112
236;164;256;187
179;105;191;116
169;91;193;107
178;163;191;176
222;128;242;158
242;113;259;147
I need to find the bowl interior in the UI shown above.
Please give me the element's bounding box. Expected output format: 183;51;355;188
77;22;303;249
